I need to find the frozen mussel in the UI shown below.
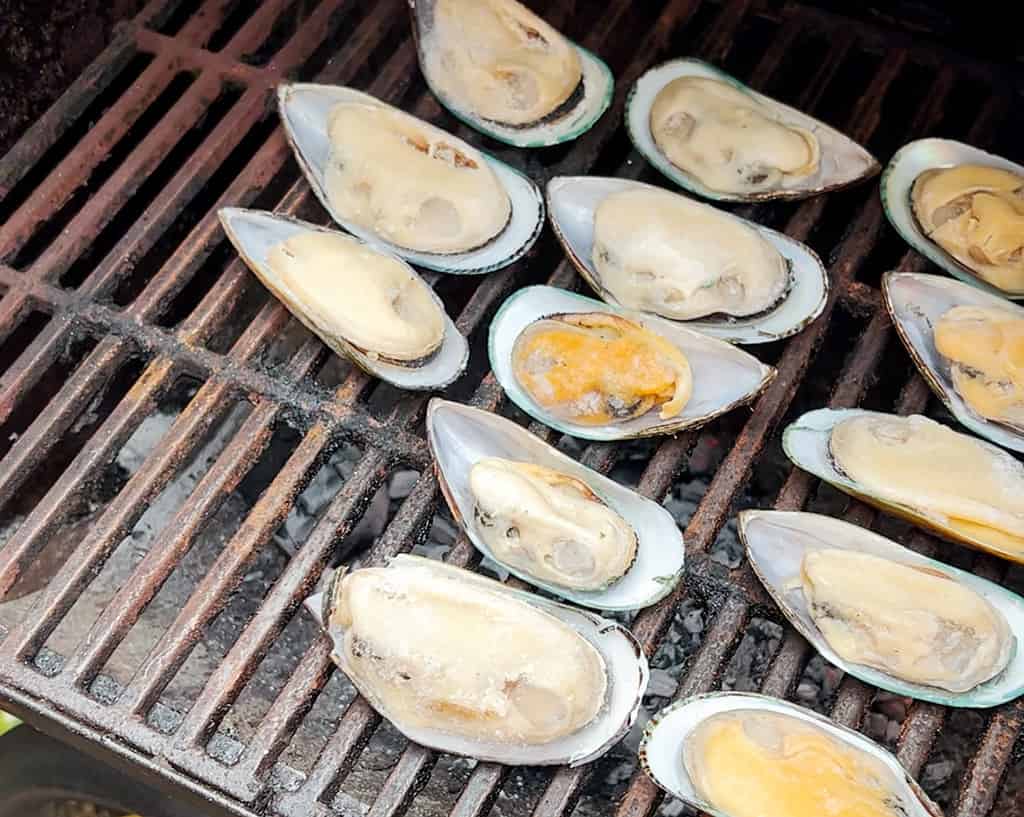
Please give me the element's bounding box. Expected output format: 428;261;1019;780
882;138;1024;298
427;399;684;610
641;693;942;817
546;176;828;343
218;208;468;390
627;59;878;202
409;0;614;147
277;83;544;273
489;286;775;441
309;554;649;764
884;272;1024;452
741;510;1024;707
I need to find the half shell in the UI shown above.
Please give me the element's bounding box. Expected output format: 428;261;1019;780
490;286;776;441
426;399;684;609
640;693;941;817
547;176;827;343
741;510;1023;707
277;82;544;274
218;208;468;390
409;0;613;147
782;407;1024;565
881;138;1024;299
626;59;878;202
884;271;1024;452
306;554;649;765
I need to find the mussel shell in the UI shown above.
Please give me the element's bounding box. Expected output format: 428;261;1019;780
490;286;776;441
308;554;649;766
741;510;1024;707
409;0;614;147
626;59;879;202
882;138;1024;299
883;271;1024;453
783;407;1024;565
546;176;827;343
640;692;942;817
276;83;544;274
218;208;468;390
426;399;684;610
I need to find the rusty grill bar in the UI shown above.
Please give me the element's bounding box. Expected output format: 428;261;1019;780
0;0;1021;815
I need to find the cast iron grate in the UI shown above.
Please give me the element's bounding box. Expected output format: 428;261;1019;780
0;0;1022;816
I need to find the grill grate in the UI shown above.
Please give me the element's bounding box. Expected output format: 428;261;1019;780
0;1;1022;816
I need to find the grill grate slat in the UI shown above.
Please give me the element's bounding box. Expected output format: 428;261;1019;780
0;1;1022;816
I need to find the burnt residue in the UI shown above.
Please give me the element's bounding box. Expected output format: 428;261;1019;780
0;0;146;159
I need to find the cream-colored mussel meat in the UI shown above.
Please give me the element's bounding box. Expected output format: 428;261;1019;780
323;102;511;253
934;305;1024;431
591;188;789;319
684;710;908;817
266;231;445;364
422;0;582;127
649;77;820;196
829;413;1024;555
329;561;607;744
511;312;693;426
911;164;1024;293
469;458;637;590
801;549;1013;691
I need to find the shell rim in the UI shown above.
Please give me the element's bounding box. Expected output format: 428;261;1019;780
217;207;470;390
882;271;1024;453
879;137;1024;300
624;58;881;203
425;397;685;611
738;508;1024;708
275;82;545;275
488;285;778;441
544;175;829;343
781;407;1024;565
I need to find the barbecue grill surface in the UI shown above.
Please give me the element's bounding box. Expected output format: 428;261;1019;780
0;1;1022;816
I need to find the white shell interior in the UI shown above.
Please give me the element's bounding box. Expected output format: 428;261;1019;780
410;0;614;148
881;138;1024;300
640;692;938;817
489;286;776;441
218;207;469;390
426;399;684;610
626;59;879;202
546;176;828;343
314;554;649;766
276;83;544;274
741;510;1024;708
884;271;1024;453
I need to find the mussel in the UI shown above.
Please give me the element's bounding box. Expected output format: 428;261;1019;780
489;286;775;441
427;399;684;610
742;510;1023;707
307;555;649;764
641;693;942;817
626;59;878;202
277;83;544;274
410;0;614;147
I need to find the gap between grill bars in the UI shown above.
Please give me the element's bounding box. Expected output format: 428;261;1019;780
0;1;1022;817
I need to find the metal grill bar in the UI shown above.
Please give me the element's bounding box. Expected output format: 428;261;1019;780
0;1;1021;817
